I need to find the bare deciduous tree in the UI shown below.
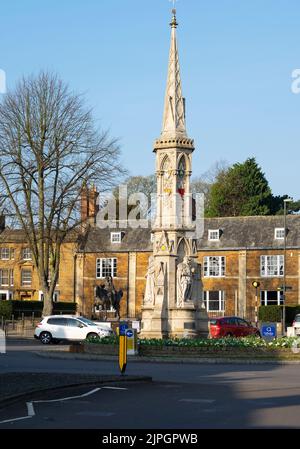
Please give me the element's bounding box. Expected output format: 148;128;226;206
0;72;125;315
191;160;229;211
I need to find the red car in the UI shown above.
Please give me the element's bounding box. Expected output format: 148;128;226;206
209;316;261;339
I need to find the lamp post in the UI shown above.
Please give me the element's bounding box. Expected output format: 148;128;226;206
283;198;293;336
252;281;260;327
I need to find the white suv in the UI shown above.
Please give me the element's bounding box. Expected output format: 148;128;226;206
34;315;114;344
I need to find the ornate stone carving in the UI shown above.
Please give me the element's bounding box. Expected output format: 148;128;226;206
156;262;165;296
144;256;155;305
176;256;193;307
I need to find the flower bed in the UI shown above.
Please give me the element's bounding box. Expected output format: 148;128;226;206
82;336;300;359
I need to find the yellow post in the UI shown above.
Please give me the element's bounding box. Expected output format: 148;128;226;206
119;335;127;374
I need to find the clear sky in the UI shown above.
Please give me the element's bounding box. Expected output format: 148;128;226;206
1;0;300;199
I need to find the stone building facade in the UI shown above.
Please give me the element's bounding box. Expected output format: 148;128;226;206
74;214;300;323
0;220;77;304
0;210;299;323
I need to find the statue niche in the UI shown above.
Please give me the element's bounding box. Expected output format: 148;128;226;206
176;256;193;308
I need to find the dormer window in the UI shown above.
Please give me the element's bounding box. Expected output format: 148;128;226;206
111;232;122;244
208;230;221;241
275;228;285;240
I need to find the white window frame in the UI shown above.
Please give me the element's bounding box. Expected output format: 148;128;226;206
204;256;226;277
21;269;32;286
274;228;285;240
39;290;60;302
0;269;10;287
111;232;122;244
0;248;10;260
150;234;155;243
261;255;284;277
261;290;284;306
0;290;10;301
10;269;13;287
96;258;117;279
22;248;32;260
208;230;220;241
203;291;225;312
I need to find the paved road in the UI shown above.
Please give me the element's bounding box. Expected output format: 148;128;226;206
1;338;300;428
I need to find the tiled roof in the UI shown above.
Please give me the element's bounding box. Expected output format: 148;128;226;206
2;215;299;252
79;215;300;253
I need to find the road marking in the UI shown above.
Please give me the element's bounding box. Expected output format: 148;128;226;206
0;387;101;424
179;398;216;404
34;388;101;404
26;402;35;417
0;415;32;424
102;386;128;390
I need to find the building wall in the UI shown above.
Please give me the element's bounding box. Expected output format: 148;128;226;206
1;235;299;324
0;241;76;303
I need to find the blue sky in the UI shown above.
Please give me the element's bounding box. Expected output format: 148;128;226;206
1;0;300;199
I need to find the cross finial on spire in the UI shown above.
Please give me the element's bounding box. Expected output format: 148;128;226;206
169;1;178;28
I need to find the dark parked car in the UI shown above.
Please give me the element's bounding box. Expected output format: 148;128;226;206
209;316;261;338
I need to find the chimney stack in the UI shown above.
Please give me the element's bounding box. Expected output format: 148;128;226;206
80;184;99;227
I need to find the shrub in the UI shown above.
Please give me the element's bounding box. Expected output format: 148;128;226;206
12;300;43;318
85;336;118;345
85;335;300;349
53;302;77;315
0;301;13;319
10;300;77;318
258;306;282;323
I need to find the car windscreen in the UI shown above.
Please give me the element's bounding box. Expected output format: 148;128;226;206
77;317;96;326
209;319;218;325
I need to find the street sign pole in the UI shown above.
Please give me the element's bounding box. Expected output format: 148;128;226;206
252;281;260;327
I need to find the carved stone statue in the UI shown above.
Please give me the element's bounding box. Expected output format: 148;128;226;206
144;256;155;304
94;276;123;319
176;256;193;307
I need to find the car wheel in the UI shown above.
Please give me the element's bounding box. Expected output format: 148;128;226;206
86;332;99;341
255;331;261;338
39;331;52;345
226;332;233;337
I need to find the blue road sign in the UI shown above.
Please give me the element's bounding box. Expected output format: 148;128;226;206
119;323;128;336
261;323;277;338
126;329;134;338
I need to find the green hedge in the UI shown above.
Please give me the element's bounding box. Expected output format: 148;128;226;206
0;300;77;318
53;302;77;313
0;301;12;319
259;306;300;326
258;306;282;323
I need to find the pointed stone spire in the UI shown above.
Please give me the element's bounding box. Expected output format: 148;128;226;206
161;9;187;139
